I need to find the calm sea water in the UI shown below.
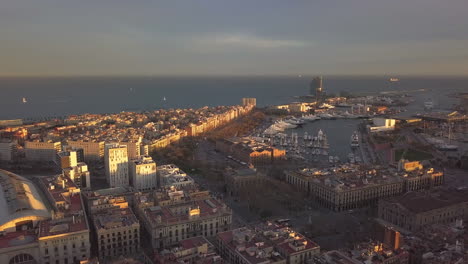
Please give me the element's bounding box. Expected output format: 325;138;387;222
0;76;466;120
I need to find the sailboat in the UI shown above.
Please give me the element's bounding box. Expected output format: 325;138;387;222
163;96;167;101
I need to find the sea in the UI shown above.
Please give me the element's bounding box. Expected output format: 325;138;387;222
1;76;466;160
1;76;466;120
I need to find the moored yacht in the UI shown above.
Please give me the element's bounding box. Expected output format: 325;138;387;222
302;114;321;121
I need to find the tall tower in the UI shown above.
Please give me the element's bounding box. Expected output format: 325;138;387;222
105;143;129;188
310;76;323;103
129;156;157;191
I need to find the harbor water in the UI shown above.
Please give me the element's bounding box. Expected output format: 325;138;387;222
0;76;466;120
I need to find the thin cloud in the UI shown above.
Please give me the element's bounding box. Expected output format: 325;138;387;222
195;33;308;49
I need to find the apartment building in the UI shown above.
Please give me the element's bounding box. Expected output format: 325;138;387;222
217;222;320;264
93;207;140;260
37;175;91;264
134;187;232;249
67;140;104;161
105;144;129;188
285;165;444;212
157;164;194;189
129;156;157;191
25;140;61;162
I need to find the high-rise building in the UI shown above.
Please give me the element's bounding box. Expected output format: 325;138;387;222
310;76;323;102
105;144;129;188
129;156;157;191
242;98;257;107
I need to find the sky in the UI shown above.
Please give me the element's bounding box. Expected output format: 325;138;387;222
1;0;468;76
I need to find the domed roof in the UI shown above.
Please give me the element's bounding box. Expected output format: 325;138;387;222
0;169;51;231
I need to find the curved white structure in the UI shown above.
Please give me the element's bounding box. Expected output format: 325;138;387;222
0;169;51;232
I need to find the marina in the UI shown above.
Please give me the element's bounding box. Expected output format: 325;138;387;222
261;116;366;164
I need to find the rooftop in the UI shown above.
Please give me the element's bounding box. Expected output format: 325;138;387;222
94;207;139;231
37;175;88;238
288;164;441;191
144;196;230;226
155;236;225;264
217;222;319;263
382;188;468;213
0;169;51;231
0;230;37;249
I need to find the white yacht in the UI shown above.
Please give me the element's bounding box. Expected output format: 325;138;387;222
318;113;334;120
277;120;297;129
285;117;305;125
302;114;321;121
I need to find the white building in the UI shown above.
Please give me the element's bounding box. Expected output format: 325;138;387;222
105;144;129;188
63;162;91;189
157;164;195;188
129;156;157;191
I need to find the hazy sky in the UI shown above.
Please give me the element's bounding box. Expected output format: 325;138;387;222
1;0;468;76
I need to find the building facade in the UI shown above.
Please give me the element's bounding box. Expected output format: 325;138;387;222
105;144;129;188
63;162;91;189
134;188;232;249
225;168;265;197
285;165;444;212
378;189;468;232
67;140;104;161
129;156;157;191
119;138;142;160
93;207;140;260
25;141;61;162
37;175;92;264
